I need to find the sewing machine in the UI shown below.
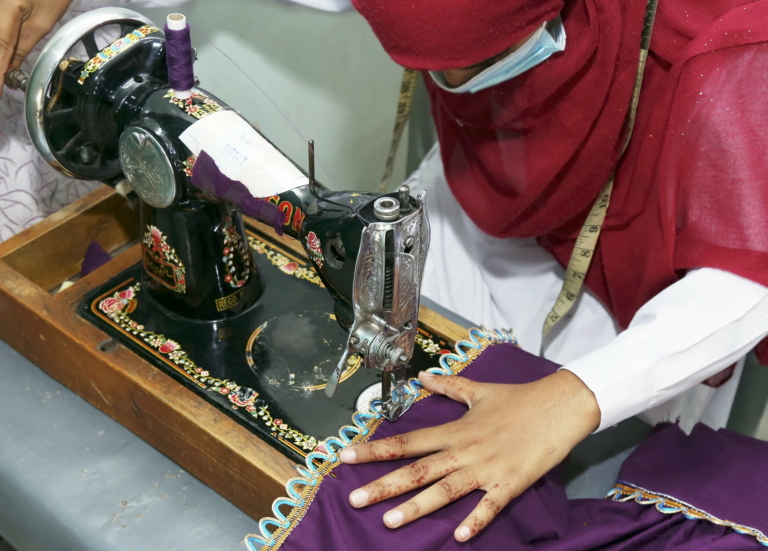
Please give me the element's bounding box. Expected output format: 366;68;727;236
2;7;450;467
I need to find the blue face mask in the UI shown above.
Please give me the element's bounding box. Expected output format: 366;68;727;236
430;18;566;94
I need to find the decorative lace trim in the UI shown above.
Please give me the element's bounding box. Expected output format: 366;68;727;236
608;482;768;546
244;327;518;551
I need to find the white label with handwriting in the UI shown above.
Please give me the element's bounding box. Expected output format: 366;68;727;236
179;110;308;197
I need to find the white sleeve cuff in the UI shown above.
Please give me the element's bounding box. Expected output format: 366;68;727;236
561;268;768;432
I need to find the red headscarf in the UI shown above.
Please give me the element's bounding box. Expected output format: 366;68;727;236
352;0;564;70
354;0;768;364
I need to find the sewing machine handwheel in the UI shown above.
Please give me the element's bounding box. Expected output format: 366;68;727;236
25;8;154;180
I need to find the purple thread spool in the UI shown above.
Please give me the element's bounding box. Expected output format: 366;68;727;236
164;13;195;99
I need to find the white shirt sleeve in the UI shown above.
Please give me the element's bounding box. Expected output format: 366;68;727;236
562;268;768;432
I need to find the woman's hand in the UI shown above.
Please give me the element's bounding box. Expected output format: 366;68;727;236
0;0;74;95
339;369;600;542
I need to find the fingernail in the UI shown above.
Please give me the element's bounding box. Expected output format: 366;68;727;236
384;509;403;528
349;489;369;508
456;526;470;541
420;371;435;379
340;448;357;463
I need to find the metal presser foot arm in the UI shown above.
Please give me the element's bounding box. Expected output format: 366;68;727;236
325;339;416;421
381;366;417;421
325;187;430;422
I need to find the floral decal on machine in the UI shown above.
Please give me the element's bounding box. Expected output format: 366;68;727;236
142;225;187;294
305;231;324;268
163;89;225;119
247;235;324;288
95;282;320;452
182;155;197;178
221;217;252;289
99;286;138;317
78;25;160;85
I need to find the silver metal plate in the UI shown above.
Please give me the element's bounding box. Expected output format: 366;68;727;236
119;127;177;208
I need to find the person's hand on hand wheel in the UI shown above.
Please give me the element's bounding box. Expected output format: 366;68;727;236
0;0;74;95
340;369;601;542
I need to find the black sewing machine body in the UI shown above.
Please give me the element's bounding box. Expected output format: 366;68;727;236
44;22;388;324
15;9;440;461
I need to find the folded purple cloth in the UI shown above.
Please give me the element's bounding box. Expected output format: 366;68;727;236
190;151;285;235
80;240;112;277
248;330;767;550
612;422;768;543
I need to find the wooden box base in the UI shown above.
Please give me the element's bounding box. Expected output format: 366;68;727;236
0;187;466;519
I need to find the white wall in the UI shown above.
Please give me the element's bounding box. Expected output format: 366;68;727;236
142;0;409;192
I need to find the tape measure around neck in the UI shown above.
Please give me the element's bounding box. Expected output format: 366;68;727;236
541;0;659;344
379;68;419;192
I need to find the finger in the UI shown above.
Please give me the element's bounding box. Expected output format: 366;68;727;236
11;15;57;70
418;372;483;408
10;0;74;76
348;451;458;508
340;425;448;464
381;469;480;529
454;483;518;542
0;2;23;95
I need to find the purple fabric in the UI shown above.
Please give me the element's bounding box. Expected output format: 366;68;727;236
619;423;768;538
278;343;766;550
190;151;284;235
80;240;111;277
164;24;195;91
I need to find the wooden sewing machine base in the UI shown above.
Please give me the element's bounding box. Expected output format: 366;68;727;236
0;186;466;520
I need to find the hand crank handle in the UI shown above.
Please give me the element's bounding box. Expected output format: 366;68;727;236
5;68;29;92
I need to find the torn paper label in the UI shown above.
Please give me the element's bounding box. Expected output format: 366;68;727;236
180;110;308;197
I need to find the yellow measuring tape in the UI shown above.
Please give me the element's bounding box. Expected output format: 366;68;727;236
541;0;659;341
378;68;419;192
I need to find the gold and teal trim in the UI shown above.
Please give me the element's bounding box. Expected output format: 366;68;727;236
163;89;225;119
244;327;518;551
608;482;768;546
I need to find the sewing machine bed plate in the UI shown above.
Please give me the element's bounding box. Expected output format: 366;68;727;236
79;232;454;463
0;187;467;520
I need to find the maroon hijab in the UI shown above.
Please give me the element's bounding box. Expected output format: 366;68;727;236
353;0;768;363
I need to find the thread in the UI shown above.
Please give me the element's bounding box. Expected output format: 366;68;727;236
164;14;195;97
188;25;340;187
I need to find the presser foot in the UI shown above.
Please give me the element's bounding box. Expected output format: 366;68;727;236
380;367;417;421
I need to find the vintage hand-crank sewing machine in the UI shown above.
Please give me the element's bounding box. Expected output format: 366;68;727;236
0;8;463;516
